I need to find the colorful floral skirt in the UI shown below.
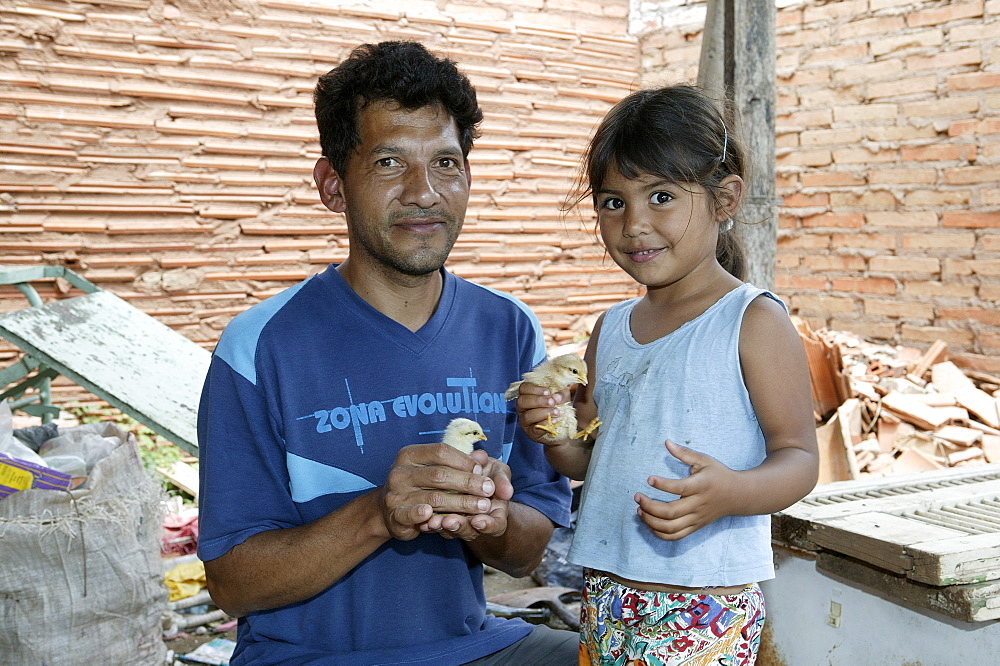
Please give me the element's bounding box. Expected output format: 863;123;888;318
578;571;765;666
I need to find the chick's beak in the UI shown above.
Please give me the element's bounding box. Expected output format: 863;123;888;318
476;432;487;441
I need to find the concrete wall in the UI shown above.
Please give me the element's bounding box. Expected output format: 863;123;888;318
639;0;1000;372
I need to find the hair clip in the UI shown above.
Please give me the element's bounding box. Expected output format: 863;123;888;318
720;124;729;163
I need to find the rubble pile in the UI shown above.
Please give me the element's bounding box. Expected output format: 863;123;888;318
797;321;1000;483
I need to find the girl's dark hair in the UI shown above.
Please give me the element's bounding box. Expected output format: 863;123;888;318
314;41;483;175
579;85;747;280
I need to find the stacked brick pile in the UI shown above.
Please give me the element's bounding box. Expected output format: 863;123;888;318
640;0;999;373
0;0;640;402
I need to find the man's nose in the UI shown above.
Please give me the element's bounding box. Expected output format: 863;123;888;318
400;165;442;208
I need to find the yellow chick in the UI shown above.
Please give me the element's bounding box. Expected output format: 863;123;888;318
442;418;487;455
504;354;602;441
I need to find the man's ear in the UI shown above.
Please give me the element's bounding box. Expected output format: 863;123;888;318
464;159;472;189
715;174;744;222
314;157;346;213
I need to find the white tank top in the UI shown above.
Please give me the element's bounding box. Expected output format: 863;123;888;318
567;283;779;587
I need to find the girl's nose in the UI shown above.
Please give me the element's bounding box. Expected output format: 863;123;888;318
621;209;650;238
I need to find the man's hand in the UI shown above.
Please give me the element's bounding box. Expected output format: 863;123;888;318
379;443;499;541
634;440;741;541
419;449;514;541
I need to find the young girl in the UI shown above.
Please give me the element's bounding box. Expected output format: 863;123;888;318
515;85;819;665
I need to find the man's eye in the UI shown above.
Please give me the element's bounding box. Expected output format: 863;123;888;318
376;158;398;168
651;191;672;204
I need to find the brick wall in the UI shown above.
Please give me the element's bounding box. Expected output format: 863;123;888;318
640;0;1000;372
0;0;639;393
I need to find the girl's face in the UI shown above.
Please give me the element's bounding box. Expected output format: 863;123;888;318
596;167;728;289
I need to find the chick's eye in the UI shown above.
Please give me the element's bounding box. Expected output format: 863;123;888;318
650;191;673;205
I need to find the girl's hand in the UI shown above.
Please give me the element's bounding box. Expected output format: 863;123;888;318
634;440;740;541
514;381;572;446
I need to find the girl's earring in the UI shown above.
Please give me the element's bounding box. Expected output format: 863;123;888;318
720;218;734;233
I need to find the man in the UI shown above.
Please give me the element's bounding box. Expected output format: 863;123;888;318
196;41;577;665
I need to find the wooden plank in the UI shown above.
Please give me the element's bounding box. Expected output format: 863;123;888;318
837;399;862;479
816;551;1000;622
907;532;1000;586
0;291;209;455
157;460;199;499
809;512;961;575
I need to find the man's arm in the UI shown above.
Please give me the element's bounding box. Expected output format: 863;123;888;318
205;443;499;617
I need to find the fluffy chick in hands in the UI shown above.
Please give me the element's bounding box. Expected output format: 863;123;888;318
504;354;602;442
442;418;487;455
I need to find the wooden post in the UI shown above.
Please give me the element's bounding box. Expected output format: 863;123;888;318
725;0;778;290
697;0;725;98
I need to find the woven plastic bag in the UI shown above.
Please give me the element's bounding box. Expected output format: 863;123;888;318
0;422;168;665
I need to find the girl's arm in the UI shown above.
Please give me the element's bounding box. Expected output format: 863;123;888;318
514;313;605;481
636;296;819;540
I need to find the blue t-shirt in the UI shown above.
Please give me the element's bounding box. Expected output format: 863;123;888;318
197;265;571;665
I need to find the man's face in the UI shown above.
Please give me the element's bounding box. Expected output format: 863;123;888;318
332;101;471;278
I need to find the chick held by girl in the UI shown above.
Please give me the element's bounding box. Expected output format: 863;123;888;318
513;85;819;666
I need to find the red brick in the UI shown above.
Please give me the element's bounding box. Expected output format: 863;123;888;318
803;212;864;229
803;0;868;22
832;319;898;341
777;8;803;28
903;280;977;299
901;325;974;346
802;254;867;271
942;212;1000;228
906;47;982;72
868;75;937;100
865;212;938;228
778;234;832;249
868;168;937;185
951;352;1000;374
803;44;868;66
904;190;971;207
980;285;1000;301
775;274;828;290
903;96;980;118
899;144;976;162
869;255;940;273
801;128;864;146
938;307;1000;327
834;278;897;295
944;259;974;277
833;147;900;164
776;253;801;269
837;16;906;40
777;149;833;167
791;294;857;314
831;232;896;250
902;232;976;250
864;298;933;318
830;190;897;209
968;260;1000;276
871;30;944;57
777;109;833;129
908;1;984;28
948;72;1000;91
782;192;830;208
982;235;1000;251
801;172;866;188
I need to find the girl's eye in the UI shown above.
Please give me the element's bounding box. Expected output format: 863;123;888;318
650;191;673;205
600;197;624;210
